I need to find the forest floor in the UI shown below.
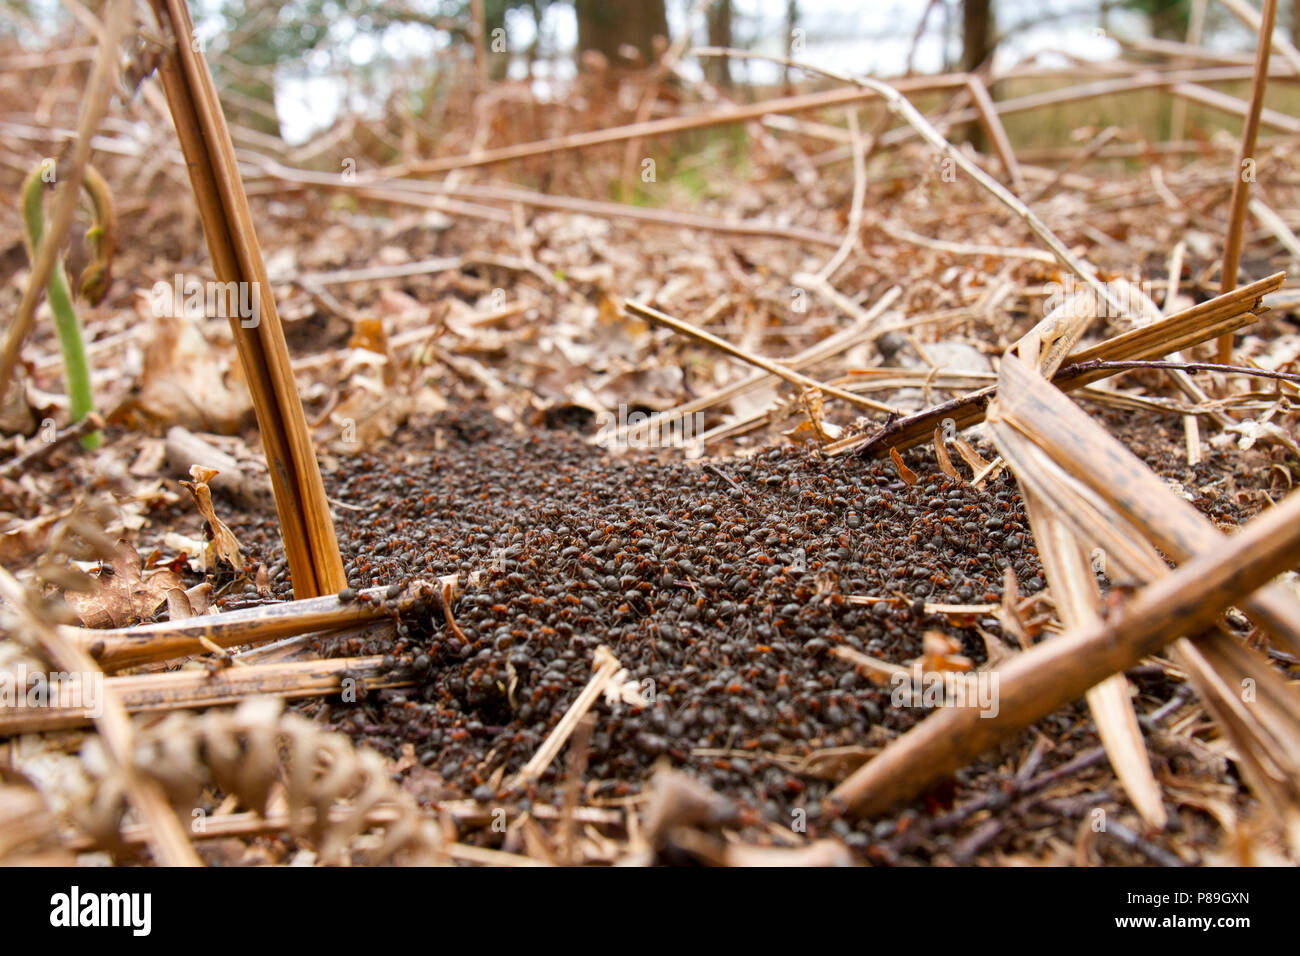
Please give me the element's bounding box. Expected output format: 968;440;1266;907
2;57;1300;865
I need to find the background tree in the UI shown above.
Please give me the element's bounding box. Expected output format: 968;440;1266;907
706;0;734;89
1123;0;1195;40
960;0;995;73
960;0;995;148
575;0;669;67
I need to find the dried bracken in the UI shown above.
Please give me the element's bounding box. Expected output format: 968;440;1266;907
76;697;441;865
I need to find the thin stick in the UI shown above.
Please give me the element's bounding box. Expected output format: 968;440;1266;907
0;413;103;479
1249;197;1300;260
1067;358;1300;386
1169;0;1209;142
625;300;900;414
814;108;867;282
0;655;408;735
72;581;435;671
363;76;970;181
509;646;623;789
880;222;1056;262
245;168;850;249
1217;0;1278;364
829;487;1300;817
1167;82;1300;134
0;0;130;399
828;272;1283;457
965;75;1023;188
599;286;899;448
73;800;619;851
872;62;1298;158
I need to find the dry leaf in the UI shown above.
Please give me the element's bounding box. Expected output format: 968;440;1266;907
63;541;182;628
178;465;246;571
933;427;960;479
134;294;252;433
890;446;918;486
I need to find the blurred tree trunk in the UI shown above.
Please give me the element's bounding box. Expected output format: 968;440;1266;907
960;0;995;73
706;0;733;89
575;0;669;68
960;0;995;149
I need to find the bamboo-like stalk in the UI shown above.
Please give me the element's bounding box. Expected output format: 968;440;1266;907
827;272;1283;457
76;604;393;672
1020;490;1167;830
991;353;1300;655
70;579;447;670
828;474;1300;817
1001;310;1168;829
990;352;1300;840
1217;0;1278;364
146;0;344;598
0;655;408;735
1169;632;1300;847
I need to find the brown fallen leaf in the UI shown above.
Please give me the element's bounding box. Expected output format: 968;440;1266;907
890;446;918;486
0;512;63;566
178;465;246;572
134;294;253;433
63;540;183;628
933;426;960;479
348;316;398;385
